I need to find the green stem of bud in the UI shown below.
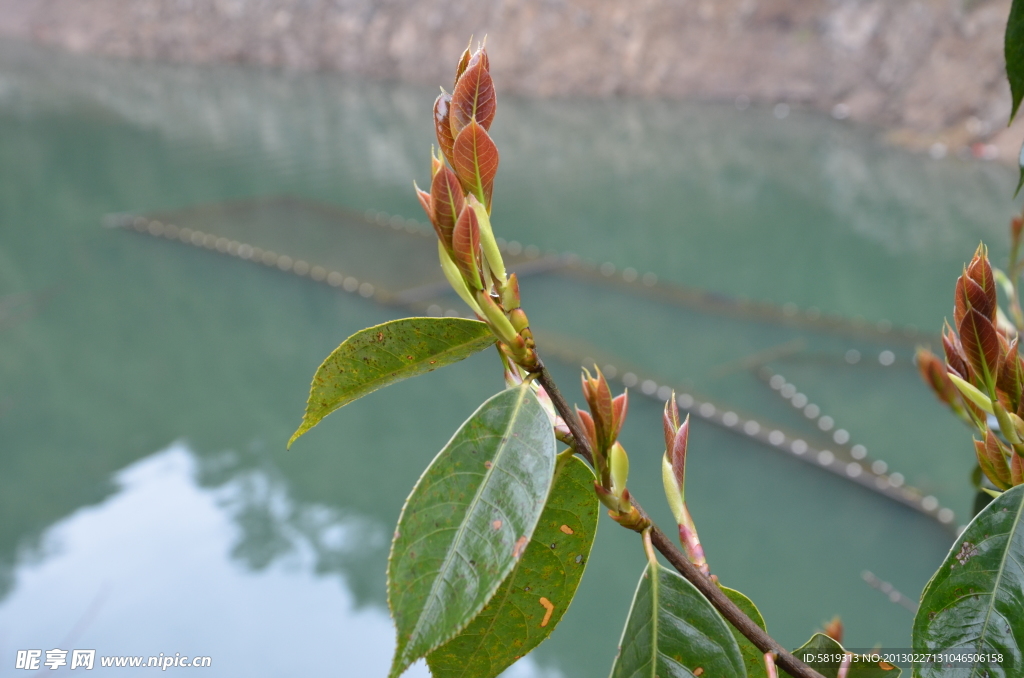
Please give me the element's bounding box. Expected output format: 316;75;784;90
438;241;484;317
995;402;1022;444
609;442;629;507
949;373;996;414
475;290;519;346
469;196;507;288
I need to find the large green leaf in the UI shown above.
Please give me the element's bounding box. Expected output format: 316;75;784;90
386;385;556;678
793;634;901;678
427;454;599;678
1007;0;1024;123
913;484;1024;678
720;585;769;678
610;560;746;678
288;317;494;447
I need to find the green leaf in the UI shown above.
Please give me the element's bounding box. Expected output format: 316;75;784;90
793;634;901;678
720;585;769;678
427;454;599;678
386;385;556;678
610;560;746;678
288;317;495;447
913;484;1024;678
1007;0;1024;122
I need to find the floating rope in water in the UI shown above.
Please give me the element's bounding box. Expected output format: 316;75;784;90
105;207;956;530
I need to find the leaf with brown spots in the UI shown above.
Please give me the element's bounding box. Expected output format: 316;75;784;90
609;560;745;678
427;455;599;678
288;318;495;447
388;385;556;678
913;484;1024;678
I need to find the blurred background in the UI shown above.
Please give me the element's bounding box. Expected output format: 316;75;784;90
0;1;1023;676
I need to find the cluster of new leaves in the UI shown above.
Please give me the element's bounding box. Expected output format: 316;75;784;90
414;43;537;372
919;244;1024;490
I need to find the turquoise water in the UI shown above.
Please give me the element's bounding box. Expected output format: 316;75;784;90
0;40;1021;676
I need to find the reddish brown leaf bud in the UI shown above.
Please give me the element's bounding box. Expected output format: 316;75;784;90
576;407;597;450
451;203;483;290
955;273;996;326
1013;451;1024;487
664;395;681;455
434;91;456;168
582;367;616;451
663;399;679;456
999;337;1024;411
958;307;1002;392
612;393;629;442
966;243;997;320
428;165;465;252
452;119;499;208
942;321;971;381
917;348;961;409
1014;214;1024;241
822;617;844;644
450;48;496;136
415;184;431;222
975;431;1012;490
454;44;473;85
669;415;690;492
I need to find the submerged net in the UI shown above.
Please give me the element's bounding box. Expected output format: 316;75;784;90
105;195;957;529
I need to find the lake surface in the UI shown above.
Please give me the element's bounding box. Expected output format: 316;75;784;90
0;39;1021;676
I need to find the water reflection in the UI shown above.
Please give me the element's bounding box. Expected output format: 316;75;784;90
0;443;562;677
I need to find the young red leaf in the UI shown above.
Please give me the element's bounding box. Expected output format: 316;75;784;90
415;184;432;222
429;165;465;252
917;348;961;409
1000;337;1024;411
954;272;969;328
943;321;971;380
663;396;680;454
452;119;500;208
434;91;456;168
454;44;472;85
1012;449;1024;487
959;307;1002;391
611;392;629;441
975;432;1012;490
966;244;998;318
450;57;496;136
451;203;483;290
671;415;690;491
581;368;615;451
963;275;996;322
576;407;597;449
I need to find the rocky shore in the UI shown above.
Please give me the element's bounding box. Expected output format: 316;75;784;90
0;0;1021;159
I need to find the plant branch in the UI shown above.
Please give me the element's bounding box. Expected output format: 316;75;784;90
534;359;826;678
